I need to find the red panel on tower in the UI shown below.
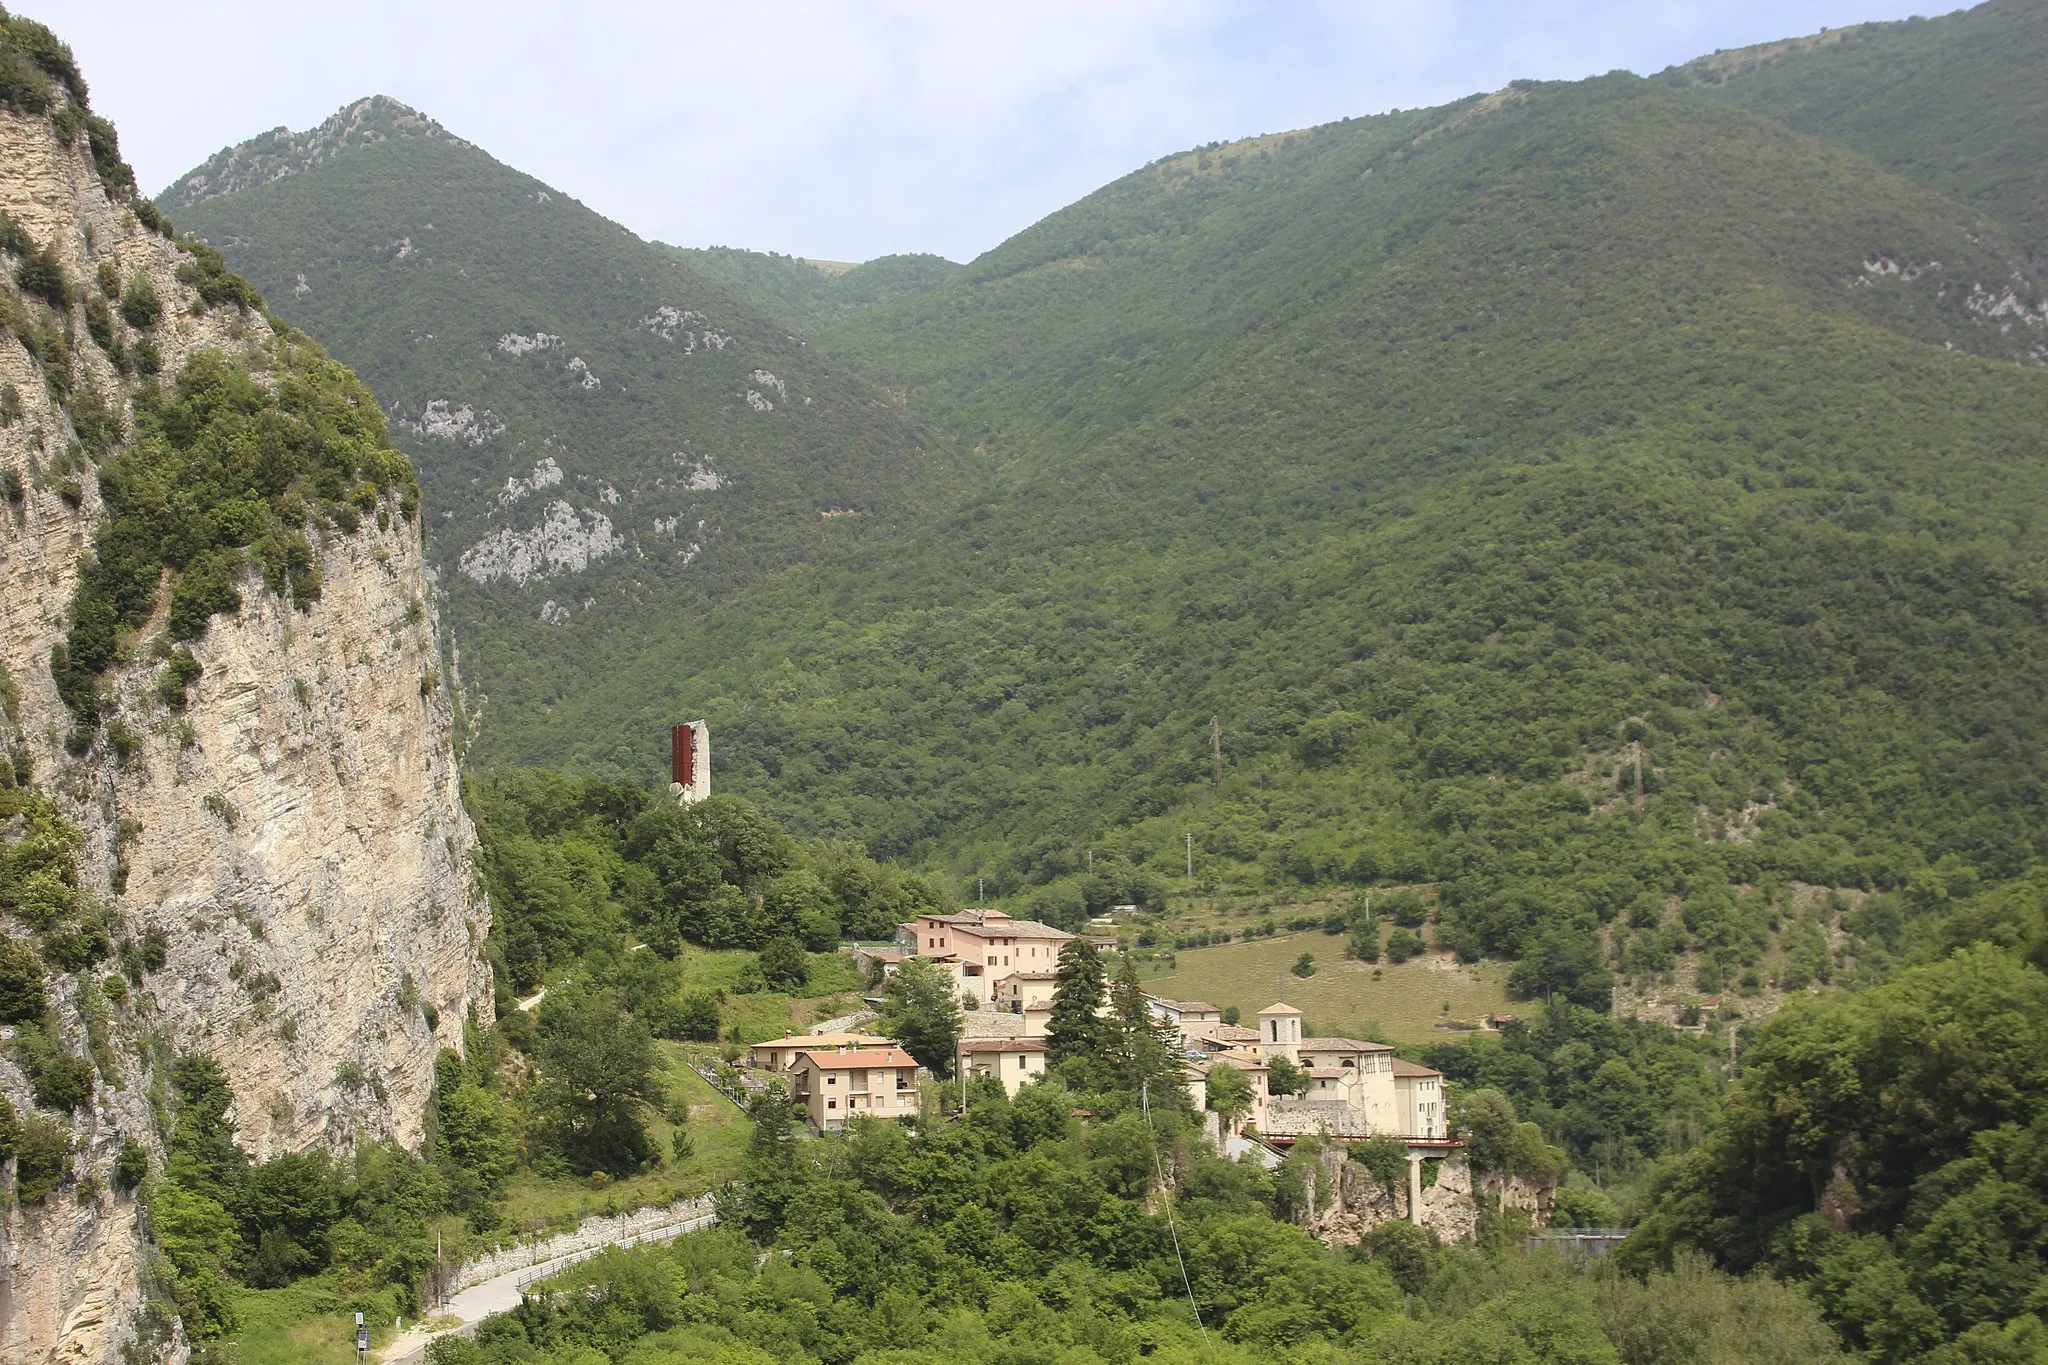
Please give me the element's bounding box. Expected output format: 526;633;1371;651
671;725;693;787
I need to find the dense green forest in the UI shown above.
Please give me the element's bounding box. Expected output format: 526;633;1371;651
662;247;962;337
1666;0;2048;262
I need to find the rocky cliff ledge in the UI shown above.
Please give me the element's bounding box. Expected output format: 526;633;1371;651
0;29;489;1364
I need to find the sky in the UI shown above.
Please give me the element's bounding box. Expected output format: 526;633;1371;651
50;0;1948;265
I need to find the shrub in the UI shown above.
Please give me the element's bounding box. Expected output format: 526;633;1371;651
14;1114;71;1202
156;647;203;710
756;936;809;993
32;1049;94;1111
0;934;47;1021
115;1137;148;1189
119;271;160;328
14;243;68;308
1386;927;1427;964
1380;890;1430;927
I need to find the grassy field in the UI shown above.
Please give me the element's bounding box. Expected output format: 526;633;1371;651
1141;931;1512;1047
495;1043;751;1235
228;1281;391;1365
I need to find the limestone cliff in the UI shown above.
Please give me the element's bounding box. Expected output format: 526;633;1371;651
1293;1146;1555;1246
0;24;490;1365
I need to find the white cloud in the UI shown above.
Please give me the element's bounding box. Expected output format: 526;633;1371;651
60;1;1948;263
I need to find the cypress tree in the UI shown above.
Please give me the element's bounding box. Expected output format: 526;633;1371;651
1046;938;1111;1064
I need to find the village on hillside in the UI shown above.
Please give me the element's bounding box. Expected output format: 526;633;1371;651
738;906;1463;1220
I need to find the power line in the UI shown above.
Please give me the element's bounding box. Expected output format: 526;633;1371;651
1142;1079;1209;1346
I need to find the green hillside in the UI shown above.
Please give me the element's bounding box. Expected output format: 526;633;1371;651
664;245;960;336
1665;0;2048;260
520;74;2048;945
164;99;945;771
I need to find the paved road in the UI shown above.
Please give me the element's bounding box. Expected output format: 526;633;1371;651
379;1210;719;1364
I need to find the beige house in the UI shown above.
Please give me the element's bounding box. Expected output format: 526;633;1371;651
1391;1059;1448;1140
994;970;1060;1011
900;909;1073;1004
789;1046;921;1132
749;1032;891;1073
957;1038;1050;1095
1146;995;1223;1047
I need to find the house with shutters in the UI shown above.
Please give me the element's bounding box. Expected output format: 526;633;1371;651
957;1038;1051;1096
789;1046;921;1132
897;908;1074;1005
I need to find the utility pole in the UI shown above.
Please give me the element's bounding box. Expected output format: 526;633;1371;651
1185;833;1194;881
1210;715;1222;790
977;877;984;904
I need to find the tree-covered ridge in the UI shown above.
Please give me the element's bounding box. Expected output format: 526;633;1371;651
1664;0;2048;262
517;72;2048;959
169;118;948;774
159;95;467;212
664;246;962;336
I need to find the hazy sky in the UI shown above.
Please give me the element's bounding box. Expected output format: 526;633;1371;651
52;1;1946;264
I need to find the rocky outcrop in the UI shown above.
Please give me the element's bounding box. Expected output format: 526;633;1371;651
0;69;490;1365
1294;1146;1555;1246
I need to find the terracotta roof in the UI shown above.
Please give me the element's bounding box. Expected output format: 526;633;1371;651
1299;1037;1393;1053
958;1039;1049;1054
1211;1052;1270;1072
924;910;1015;926
753;1032;889;1049
795;1048;917;1069
1191;1023;1260;1042
997;970;1059;982
1390;1059;1441;1078
1260;1002;1304;1016
962;921;1073;940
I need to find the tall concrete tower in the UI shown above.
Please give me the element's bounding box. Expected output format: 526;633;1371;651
1257;1002;1303;1065
670;721;710;805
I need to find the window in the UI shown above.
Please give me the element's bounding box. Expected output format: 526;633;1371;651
827;1075;838;1085
828;1099;837;1109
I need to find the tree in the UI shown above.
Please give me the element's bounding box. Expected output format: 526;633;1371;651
436;1080;518;1197
1386;927;1426;964
1206;1061;1254;1130
1291;952;1316;978
878;957;960;1078
1509;929;1614;1009
537;990;661;1175
676;991;722;1041
1108;952;1179;1096
1046;938;1112;1065
757;936;810;993
241;1151;340;1286
761;869;840;950
1266;1054;1308;1097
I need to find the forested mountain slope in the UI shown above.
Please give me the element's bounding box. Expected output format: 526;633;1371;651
664;245;961;336
163;99;944;771
529;74;2048;934
1665;0;2048;261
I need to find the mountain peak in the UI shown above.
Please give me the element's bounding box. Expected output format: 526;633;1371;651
159;94;466;210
